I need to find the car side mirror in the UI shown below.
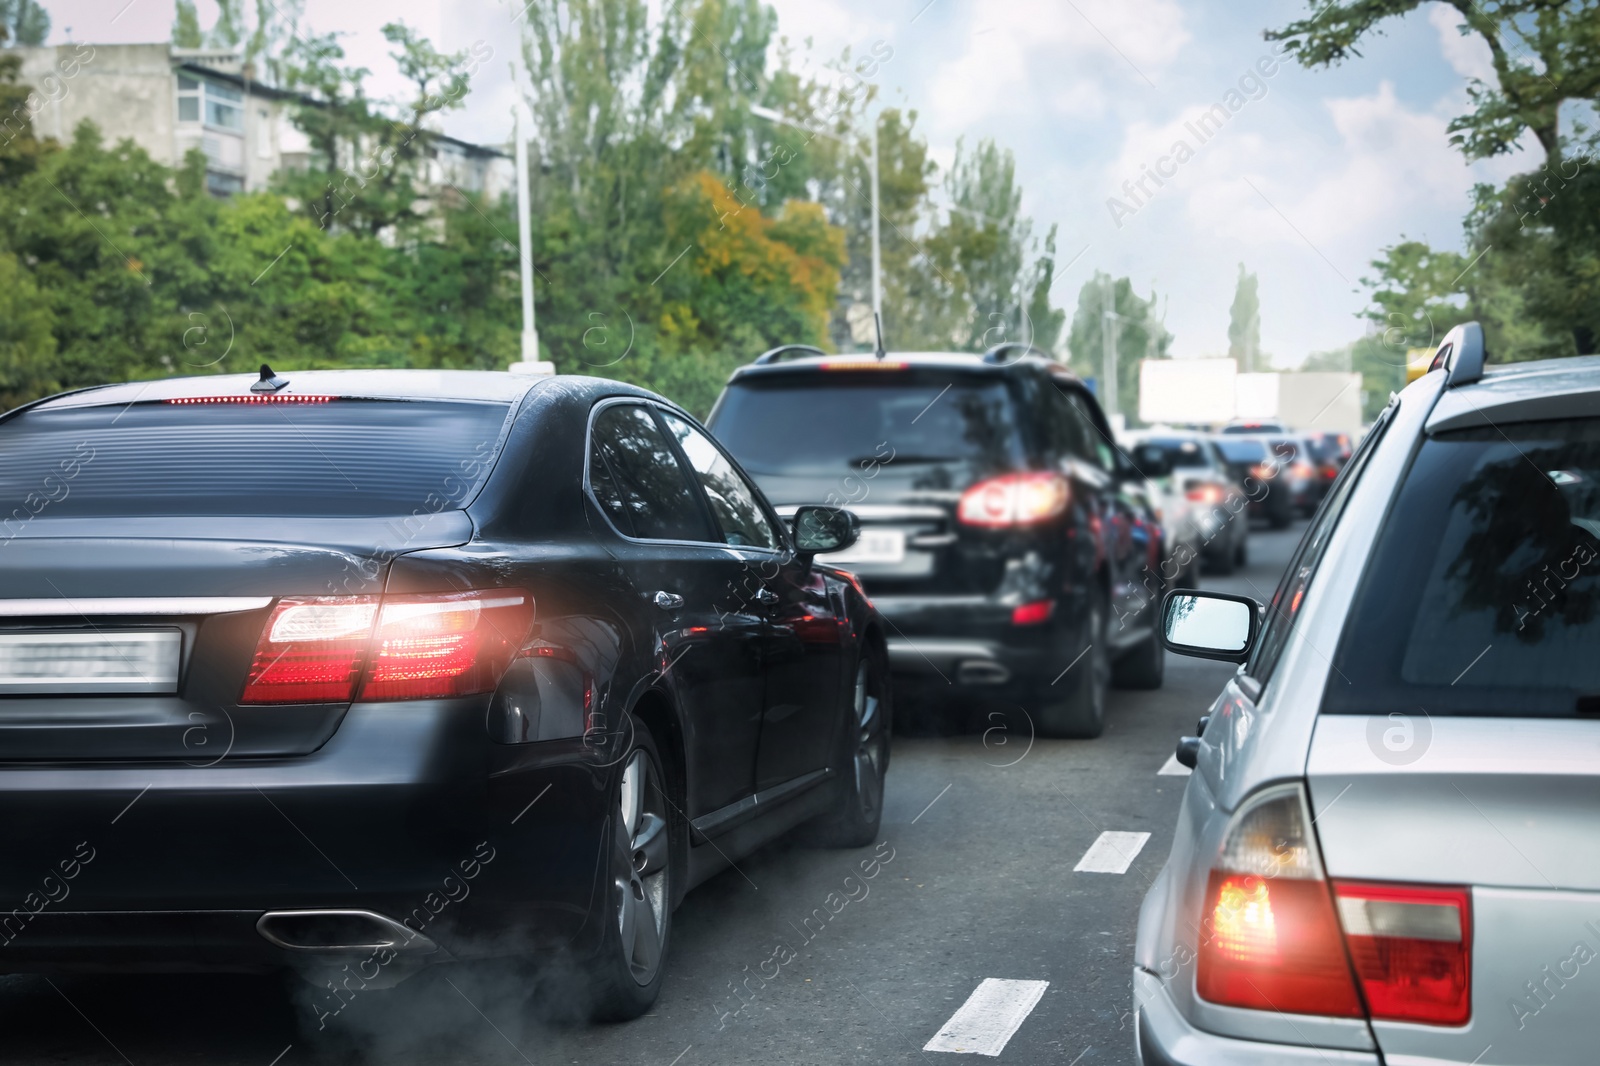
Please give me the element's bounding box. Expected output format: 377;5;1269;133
792;505;860;558
1161;589;1260;663
1130;443;1173;480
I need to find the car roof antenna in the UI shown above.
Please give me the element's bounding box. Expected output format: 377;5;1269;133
251;363;291;393
874;312;887;361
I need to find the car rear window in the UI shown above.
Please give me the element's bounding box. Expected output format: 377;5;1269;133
1142;438;1211;469
1325;417;1600;719
1216;438;1268;463
708;372;1025;476
0;400;511;519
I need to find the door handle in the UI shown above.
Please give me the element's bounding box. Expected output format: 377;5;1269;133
754;587;780;606
652;590;684;610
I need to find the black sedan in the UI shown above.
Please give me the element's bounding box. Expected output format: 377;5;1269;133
0;368;887;1021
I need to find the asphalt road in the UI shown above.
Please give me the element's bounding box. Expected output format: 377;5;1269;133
2;521;1307;1066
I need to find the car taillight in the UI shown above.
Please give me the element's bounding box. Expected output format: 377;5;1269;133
1186;484;1225;505
241;598;379;703
1322;464;1340;480
1292;461;1315;480
1196;784;1364;1017
1334;881;1471;1025
1010;600;1054;626
240;591;534;705
1196;785;1474;1027
1250;463;1276;480
957;473;1069;527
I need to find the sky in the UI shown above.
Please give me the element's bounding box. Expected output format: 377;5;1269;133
46;0;1536;364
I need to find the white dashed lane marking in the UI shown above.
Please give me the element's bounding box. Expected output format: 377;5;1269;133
1157;753;1191;776
924;978;1049;1056
1073;831;1151;874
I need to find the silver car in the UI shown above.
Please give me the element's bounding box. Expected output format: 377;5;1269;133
1134;322;1600;1065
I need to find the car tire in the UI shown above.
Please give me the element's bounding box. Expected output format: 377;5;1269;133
1034;599;1109;739
585;722;675;1022
1205;542;1236;576
802;644;891;848
1112;623;1165;690
1234;535;1248;567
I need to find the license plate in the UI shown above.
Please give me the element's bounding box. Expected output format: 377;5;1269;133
822;528;907;565
0;630;182;695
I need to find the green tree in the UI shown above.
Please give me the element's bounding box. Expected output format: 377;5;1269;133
1065;272;1172;426
173;0;203;49
1227;263;1262;372
0;0;49;46
1268;0;1600;167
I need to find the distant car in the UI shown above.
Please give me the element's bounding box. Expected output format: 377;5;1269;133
1220;420;1288;435
1123;431;1250;577
1211;435;1294;529
1135;324;1600;1065
0;369;886;1021
708;343;1167;739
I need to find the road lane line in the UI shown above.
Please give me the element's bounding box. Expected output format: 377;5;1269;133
1157;754;1190;776
924;978;1049;1056
1073;831;1151;874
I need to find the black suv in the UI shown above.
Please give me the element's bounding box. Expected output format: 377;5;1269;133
707;344;1167;738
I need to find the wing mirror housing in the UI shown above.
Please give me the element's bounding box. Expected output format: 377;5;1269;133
791;505;860;559
1161;589;1261;663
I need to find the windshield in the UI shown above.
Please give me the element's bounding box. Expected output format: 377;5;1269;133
1215;438;1269;463
708;373;1026;476
1326;417;1600;718
0;400;510;519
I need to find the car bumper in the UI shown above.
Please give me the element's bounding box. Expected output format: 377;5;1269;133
876;593;1093;689
0;700;615;975
1132;969;1379;1066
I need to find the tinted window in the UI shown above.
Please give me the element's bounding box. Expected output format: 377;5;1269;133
1064;392;1114;470
1247;405;1391;685
1325;416;1600;719
0;401;508;518
588;404;716;542
659;412;780;550
709;373;1024;476
1216;438;1269;463
1142;438;1211;469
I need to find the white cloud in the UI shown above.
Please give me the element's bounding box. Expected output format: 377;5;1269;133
926;0;1189;134
1428;6;1497;85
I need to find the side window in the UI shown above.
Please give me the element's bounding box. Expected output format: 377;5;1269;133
1066;392;1114;470
1042;382;1084;463
659;411;780;550
1247;406;1395;685
588;404;717;542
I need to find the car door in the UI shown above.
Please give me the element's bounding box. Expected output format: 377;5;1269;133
1063;389;1154;634
656;411;843;794
585;400;766;824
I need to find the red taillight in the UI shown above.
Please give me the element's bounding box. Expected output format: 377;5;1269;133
958;473;1069;527
240;591;534;705
1250;463;1275;480
241;598;378;703
166;395;336;404
1196;785;1365;1017
1198;871;1364;1016
1291;461;1316;480
1186;484;1225;505
1322;464;1340;480
1010;600;1054;626
1335;881;1471;1025
1196;786;1474;1027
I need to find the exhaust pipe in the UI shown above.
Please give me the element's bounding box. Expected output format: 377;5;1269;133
956;660;1011;686
257;910;438;955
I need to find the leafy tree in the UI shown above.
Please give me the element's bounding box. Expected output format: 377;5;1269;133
1267;0;1600;167
1065;272;1172;425
173;1;203;49
1227;264;1262;372
0;0;48;47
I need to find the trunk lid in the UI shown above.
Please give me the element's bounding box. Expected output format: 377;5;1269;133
0;512;472;761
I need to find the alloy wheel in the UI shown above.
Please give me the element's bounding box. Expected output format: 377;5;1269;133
615;748;669;987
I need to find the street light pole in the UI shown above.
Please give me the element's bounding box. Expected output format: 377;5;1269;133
748;104;881;332
868;120;881;322
510;25;540;365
